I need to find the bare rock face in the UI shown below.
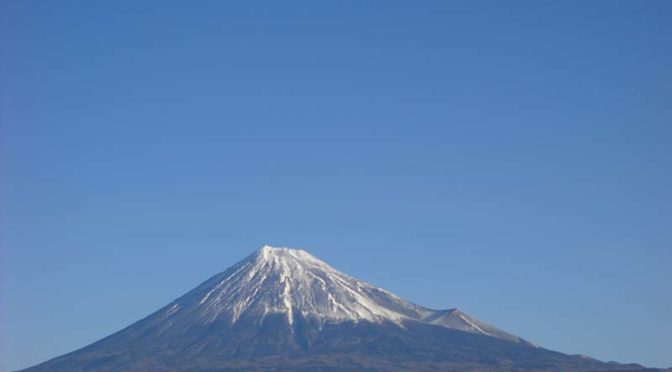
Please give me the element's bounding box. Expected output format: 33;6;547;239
20;246;658;372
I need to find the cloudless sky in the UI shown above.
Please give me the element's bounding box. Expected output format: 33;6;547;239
1;1;671;370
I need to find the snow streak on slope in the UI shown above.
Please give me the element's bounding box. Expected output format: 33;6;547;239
168;246;430;325
160;245;528;344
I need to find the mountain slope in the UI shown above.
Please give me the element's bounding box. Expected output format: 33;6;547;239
20;245;657;371
151;245;529;342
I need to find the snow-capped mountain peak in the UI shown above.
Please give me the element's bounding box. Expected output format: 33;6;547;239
173;245;421;326
23;245;648;372
160;245;528;344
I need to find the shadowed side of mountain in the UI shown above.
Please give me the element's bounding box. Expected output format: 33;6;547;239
19;316;658;372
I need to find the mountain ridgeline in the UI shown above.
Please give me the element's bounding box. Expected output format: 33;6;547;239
21;246;662;371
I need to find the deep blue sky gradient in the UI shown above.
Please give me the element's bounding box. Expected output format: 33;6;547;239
2;1;671;370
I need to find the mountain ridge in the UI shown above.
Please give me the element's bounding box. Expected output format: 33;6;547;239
157;245;530;345
19;245;662;372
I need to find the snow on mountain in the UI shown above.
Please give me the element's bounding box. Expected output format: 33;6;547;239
159;245;528;344
22;244;657;372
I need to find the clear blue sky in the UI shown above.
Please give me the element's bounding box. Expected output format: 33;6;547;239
1;1;670;370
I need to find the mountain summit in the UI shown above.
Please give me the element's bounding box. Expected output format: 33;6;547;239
171;245;526;343
21;245;657;371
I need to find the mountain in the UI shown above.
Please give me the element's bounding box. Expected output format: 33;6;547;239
20;245;659;371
